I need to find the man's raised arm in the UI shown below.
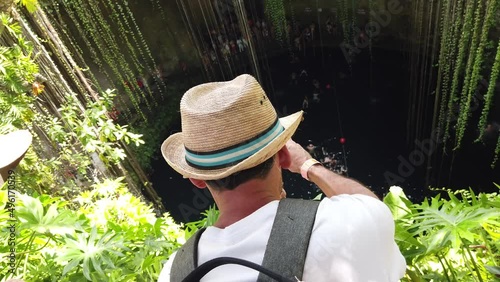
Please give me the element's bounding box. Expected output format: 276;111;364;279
285;140;378;199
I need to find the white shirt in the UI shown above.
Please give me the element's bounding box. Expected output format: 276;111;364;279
158;194;406;282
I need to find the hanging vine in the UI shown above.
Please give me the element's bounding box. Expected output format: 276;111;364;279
100;0;158;107
2;6;153;198
494;135;500;167
338;0;350;45
52;1;132;122
112;1;159;107
287;0;296;56
69;0;146;121
448;0;475;100
455;0;497;147
446;0;476;134
265;0;287;44
442;0;479;144
27;11;90;105
121;0;167;99
440;0;466;144
350;0;356;44
435;0;452;136
368;0;374;59
478;40;500;142
102;1;143;78
87;0;153;110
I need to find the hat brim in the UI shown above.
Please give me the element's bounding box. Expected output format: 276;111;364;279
161;110;303;180
0;130;33;169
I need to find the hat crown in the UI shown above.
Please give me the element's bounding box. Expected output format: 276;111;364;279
180;74;277;153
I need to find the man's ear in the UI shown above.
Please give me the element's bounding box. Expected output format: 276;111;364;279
189;178;207;189
277;145;291;169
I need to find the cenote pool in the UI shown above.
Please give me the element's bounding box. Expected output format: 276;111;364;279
151;46;500;223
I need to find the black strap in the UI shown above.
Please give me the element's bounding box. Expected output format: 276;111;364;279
181;257;296;282
170;198;320;281
257;198;320;282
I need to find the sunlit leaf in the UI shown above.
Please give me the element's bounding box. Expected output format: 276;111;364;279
482;222;500;240
57;227;126;280
383;186;413;220
17;195;77;235
485;265;500;276
19;0;38;13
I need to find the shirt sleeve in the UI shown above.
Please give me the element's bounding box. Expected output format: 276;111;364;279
355;195;407;281
158;251;177;282
333;194;407;281
304;194;406;281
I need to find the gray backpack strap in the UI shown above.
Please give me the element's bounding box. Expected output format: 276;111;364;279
257;198;320;282
170;228;206;282
170;199;320;282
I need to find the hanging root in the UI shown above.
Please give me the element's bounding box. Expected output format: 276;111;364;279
492;134;500;168
477;40;500;142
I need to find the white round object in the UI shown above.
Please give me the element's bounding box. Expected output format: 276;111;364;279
0;130;33;169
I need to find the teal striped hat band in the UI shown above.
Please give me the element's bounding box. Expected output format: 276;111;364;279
184;118;284;169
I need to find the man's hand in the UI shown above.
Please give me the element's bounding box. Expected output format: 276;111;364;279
285;139;313;173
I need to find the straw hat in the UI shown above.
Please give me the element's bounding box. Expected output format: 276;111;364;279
0;130;33;170
161;74;303;180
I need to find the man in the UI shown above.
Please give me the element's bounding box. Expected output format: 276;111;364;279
158;74;406;281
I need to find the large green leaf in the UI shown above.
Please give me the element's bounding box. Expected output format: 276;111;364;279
413;194;500;250
57;227;126;280
383;186;414;220
17;194;78;235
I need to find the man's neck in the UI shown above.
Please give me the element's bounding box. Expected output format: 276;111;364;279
212;179;281;229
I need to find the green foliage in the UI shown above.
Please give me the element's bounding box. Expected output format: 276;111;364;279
50;0;165;123
478;39;500;136
184;204;219;238
15;0;38;12
265;0;287;44
447;0;476;137
455;0;498;148
1;13;146;196
494;137;500;168
444;0;471;145
128;79;190;172
338;0;350;45
435;0;452;137
0;14;38;131
435;0;500;155
0;178;185;281
60;0;146;121
16;193;78;236
385;186;500;281
53;90;144;165
6;88;145;197
0;7;182;282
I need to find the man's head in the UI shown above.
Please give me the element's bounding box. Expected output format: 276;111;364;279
161;74;302;187
205;155;276;190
